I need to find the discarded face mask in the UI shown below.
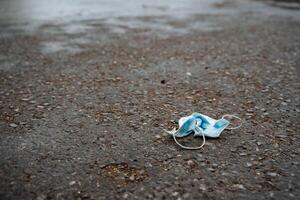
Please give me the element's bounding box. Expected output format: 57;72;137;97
164;113;242;150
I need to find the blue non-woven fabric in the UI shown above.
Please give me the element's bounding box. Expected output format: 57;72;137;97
175;112;230;138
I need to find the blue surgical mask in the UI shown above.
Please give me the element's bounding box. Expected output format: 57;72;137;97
164;112;242;150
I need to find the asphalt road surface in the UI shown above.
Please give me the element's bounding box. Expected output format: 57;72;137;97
0;0;300;199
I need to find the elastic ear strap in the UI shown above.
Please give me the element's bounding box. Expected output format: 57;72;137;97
222;114;243;130
163;128;176;135
172;131;206;150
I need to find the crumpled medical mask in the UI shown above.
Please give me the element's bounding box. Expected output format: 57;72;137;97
164;112;242;150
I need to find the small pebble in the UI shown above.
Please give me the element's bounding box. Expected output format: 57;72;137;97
9;123;18;128
172;191;179;197
21;98;31;101
69;181;76;186
212;163;218;167
129;175;135;181
187;160;196;168
267;172;278;177
246;162;253;167
239;152;247;156
233;184;246;190
257;142;263;146
207;168;215;172
155;135;162;139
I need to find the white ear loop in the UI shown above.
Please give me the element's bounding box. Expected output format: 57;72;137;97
163;128;206;150
222;114;243;130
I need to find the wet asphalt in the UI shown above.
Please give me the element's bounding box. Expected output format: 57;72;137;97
0;0;300;199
